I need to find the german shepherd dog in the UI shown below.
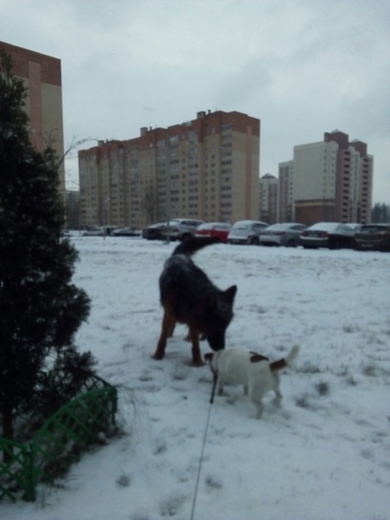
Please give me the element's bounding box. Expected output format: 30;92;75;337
152;237;237;366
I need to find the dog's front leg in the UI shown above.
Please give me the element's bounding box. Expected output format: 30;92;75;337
250;387;264;419
273;388;283;407
153;312;175;360
167;320;176;338
255;402;264;419
273;374;283;406
189;325;204;366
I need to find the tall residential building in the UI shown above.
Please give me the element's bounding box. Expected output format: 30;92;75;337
0;41;65;197
65;190;80;229
78;110;260;229
259;174;278;224
279;130;373;226
278;160;294;222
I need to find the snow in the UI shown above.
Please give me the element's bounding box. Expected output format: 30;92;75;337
2;237;390;520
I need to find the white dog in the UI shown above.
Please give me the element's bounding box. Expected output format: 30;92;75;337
205;345;299;419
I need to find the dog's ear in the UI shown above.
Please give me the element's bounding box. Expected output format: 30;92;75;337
224;285;237;304
250;353;269;363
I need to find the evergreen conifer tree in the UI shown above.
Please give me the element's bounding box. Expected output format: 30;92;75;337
0;50;92;459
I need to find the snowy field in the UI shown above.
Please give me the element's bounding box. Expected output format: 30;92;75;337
3;236;390;520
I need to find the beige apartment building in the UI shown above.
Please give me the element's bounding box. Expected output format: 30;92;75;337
277;130;373;226
78;110;260;229
293;131;373;225
0;41;65;196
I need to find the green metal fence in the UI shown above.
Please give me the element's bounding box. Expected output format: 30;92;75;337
0;375;117;502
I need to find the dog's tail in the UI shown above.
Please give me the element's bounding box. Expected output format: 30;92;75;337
171;236;221;257
270;345;300;372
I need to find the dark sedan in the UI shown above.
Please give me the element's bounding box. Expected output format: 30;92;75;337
142;222;168;240
300;222;356;249
355;224;390;252
112;227;141;237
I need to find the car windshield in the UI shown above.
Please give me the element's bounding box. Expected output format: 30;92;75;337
266;224;289;231
232;221;252;230
216;224;231;229
197;224;212;230
150;222;167;228
308;222;340;232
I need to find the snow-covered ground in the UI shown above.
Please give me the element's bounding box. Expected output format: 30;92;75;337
3;237;390;520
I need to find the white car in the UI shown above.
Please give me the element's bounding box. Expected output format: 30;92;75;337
227;220;269;245
260;223;307;247
82;227;103;237
162;218;205;241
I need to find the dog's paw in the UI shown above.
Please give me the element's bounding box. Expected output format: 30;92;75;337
225;395;237;406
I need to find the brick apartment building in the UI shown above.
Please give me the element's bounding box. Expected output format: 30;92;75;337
78;110;260;229
0;41;65;197
277;130;373;225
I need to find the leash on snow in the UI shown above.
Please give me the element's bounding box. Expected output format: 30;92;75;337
209;371;218;404
190;372;218;520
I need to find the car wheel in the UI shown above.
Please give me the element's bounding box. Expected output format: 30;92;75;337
329;237;340;250
250;237;259;245
286;238;296;248
181;233;192;241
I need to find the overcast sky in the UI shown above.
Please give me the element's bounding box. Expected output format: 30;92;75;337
1;0;389;204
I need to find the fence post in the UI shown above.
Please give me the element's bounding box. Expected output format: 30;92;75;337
23;449;36;502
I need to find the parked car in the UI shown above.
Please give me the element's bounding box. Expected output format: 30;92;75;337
195;222;232;243
161;218;205;241
259;223;307;247
355;224;390;252
82;226;103;237
142;222;169;240
112;227;141;237
345;223;362;232
299;222;356;249
227;220;269;245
